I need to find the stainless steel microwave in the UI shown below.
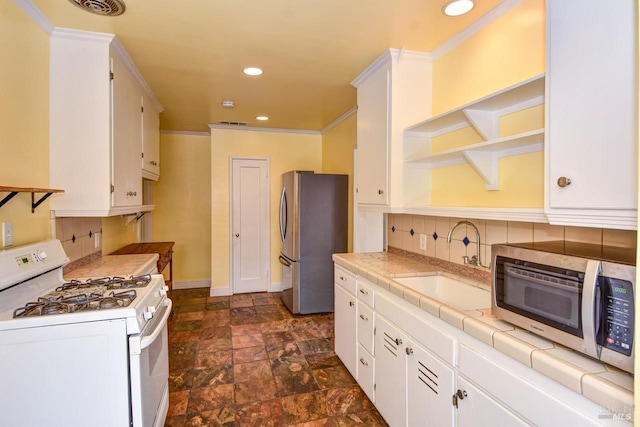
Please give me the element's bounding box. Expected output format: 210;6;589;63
492;241;636;373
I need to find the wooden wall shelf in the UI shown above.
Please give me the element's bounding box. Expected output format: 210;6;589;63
0;186;65;213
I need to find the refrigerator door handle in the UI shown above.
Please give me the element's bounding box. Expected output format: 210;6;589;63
279;254;292;267
279;187;287;243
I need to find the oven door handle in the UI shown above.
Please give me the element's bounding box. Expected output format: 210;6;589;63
131;299;172;355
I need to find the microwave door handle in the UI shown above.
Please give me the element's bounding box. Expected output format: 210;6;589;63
582;260;601;360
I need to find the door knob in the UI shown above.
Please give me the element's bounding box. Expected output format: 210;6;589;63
557;177;571;187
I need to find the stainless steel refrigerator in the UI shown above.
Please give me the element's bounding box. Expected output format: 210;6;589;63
279;171;348;314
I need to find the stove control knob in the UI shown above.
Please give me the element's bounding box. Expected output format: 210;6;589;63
143;311;154;321
35;251;47;261
148;305;157;314
159;286;169;297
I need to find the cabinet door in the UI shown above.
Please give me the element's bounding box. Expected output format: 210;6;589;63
357;303;374;355
357;344;375;403
374;314;406;427
456;376;529;426
142;93;160;180
111;52;143;207
406;339;455;427
334;283;357;378
546;0;637;211
356;65;390;205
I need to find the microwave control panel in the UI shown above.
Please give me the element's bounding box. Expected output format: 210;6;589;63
599;277;634;356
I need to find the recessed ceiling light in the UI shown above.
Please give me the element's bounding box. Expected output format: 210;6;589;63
243;67;263;76
442;0;474;16
256;116;269;121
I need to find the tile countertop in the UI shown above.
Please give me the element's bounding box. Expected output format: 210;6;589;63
64;254;159;280
332;251;634;414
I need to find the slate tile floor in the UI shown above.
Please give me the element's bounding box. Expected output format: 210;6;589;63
165;288;387;427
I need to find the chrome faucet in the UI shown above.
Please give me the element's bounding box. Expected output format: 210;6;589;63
446;220;489;269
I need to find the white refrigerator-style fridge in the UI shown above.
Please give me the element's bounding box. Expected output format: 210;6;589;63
278;171;348;314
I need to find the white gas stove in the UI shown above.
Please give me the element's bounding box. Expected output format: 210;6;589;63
0;239;172;427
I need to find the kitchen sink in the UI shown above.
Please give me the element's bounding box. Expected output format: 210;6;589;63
394;275;490;310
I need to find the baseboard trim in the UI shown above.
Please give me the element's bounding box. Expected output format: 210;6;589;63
268;282;284;293
172;279;211;290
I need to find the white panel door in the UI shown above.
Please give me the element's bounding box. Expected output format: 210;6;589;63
231;158;270;293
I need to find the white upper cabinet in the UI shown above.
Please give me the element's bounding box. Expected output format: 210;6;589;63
545;0;637;230
50;29;162;217
142;92;161;181
352;49;432;208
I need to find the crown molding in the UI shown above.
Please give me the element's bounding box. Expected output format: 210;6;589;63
432;0;525;59
13;0;54;35
321;106;358;134
208;124;321;135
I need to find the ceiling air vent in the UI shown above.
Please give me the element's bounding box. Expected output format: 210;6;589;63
219;121;248;126
68;0;126;16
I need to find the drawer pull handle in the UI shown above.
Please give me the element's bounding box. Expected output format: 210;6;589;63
340;276;346;281
359;314;368;321
359;358;368;366
359;289;368;295
349;301;355;307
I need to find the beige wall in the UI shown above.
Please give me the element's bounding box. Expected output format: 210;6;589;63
321;113;357;252
429;0;546;208
0;1;52;245
210;128;322;291
153;132;212;285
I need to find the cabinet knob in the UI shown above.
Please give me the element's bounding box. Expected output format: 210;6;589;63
557;176;572;187
405;347;413;355
235;234;240;237
378;189;384;195
359;288;368;295
349;301;355;307
456;389;467;400
395;338;402;346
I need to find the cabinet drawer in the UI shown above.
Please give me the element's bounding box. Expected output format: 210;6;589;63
357;278;375;308
357;344;375;403
357;303;374;355
334;265;357;296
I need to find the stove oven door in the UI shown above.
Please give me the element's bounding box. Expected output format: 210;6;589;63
129;298;172;427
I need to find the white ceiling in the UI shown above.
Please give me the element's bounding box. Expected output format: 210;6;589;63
30;0;504;133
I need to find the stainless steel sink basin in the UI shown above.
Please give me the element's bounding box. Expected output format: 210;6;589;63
394;275;490;310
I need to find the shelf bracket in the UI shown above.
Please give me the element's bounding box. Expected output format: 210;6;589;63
463;108;498;140
463;151;500;190
0;192;19;209
31;192;55;213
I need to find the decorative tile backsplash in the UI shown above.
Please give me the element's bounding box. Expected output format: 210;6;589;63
387;214;637;268
54;217;102;263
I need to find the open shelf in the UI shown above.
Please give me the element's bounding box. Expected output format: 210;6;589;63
403;74;545;190
0;186;65;213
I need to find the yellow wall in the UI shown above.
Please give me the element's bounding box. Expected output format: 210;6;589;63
321;113;357;252
153;132;212;282
429;0;545;208
210;128;322;290
0;1;52;245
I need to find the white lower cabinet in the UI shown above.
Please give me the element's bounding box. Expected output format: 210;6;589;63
455;376;528;426
334;263;624;427
374;314;407;427
334;267;358;378
407;339;455;427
